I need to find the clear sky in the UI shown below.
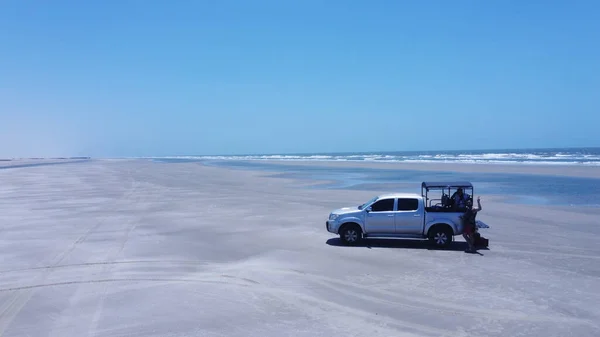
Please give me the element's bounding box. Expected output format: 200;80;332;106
1;0;599;157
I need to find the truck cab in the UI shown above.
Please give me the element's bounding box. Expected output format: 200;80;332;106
325;181;488;247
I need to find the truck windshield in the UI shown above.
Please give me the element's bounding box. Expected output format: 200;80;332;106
359;196;378;210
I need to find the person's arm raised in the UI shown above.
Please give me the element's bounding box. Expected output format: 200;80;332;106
474;196;482;212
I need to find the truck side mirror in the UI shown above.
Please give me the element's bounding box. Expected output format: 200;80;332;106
365;206;372;212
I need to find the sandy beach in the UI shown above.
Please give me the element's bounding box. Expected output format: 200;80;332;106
0;159;598;337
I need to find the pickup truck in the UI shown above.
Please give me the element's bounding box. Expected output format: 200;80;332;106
325;181;489;248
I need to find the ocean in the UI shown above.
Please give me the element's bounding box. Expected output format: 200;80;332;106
150;147;600;166
151;147;600;208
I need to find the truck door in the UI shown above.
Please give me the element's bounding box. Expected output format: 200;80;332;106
365;198;396;234
394;198;423;234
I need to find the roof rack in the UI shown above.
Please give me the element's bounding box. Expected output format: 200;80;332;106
421;181;473;189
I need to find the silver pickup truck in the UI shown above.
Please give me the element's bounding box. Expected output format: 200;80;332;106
325;181;489;247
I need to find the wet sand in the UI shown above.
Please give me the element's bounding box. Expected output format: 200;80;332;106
258;159;600;178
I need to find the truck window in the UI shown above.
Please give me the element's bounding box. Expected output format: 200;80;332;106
397;198;419;211
370;198;394;212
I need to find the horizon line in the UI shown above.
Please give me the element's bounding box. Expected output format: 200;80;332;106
2;145;600;160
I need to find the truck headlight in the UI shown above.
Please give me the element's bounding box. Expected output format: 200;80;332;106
329;213;338;220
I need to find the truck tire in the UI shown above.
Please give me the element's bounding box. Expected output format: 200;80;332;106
428;225;453;248
339;223;362;246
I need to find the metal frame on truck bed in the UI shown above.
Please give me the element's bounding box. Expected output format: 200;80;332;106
325;181;488;247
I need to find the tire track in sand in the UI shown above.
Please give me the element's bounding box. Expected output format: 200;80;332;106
279;269;597;328
1;261;595;335
86;170;152;337
45;167;148;337
0;260;213;275
0;166;139;337
0;276;257;293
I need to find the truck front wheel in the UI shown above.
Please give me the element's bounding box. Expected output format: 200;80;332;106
428;225;453;248
339;224;362;246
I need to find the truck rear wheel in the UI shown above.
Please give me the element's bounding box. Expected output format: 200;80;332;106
428;225;453;248
339;224;362;246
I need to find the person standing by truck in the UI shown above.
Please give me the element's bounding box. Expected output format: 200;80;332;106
462;196;482;252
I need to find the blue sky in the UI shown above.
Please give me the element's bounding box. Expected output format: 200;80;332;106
1;0;598;157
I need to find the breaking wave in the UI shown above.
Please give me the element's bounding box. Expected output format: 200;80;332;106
146;148;600;166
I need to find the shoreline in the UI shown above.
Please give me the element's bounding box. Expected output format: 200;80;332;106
195;159;600;208
251;159;600;179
